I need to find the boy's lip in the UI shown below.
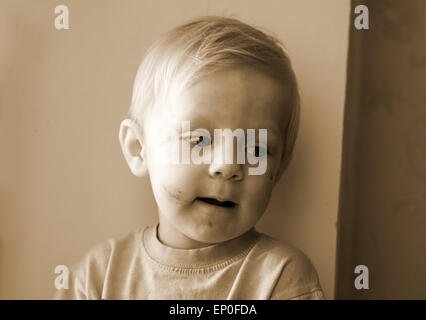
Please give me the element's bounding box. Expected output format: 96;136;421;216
196;197;237;208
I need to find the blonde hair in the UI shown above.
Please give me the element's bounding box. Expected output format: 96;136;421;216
129;16;300;164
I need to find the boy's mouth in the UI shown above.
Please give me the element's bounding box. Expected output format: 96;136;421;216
197;197;236;208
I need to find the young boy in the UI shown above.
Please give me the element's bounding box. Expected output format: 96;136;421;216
55;16;325;300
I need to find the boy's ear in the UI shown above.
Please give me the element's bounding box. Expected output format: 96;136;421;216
118;119;148;177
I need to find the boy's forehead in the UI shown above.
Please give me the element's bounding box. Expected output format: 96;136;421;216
166;67;291;134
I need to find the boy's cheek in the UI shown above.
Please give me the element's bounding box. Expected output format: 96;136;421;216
149;140;180;165
245;162;276;184
155;166;202;193
246;176;275;203
264;158;282;183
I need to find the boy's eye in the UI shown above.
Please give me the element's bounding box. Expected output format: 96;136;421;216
246;146;268;157
189;133;211;148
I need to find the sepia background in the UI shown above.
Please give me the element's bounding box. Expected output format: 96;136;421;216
1;0;350;299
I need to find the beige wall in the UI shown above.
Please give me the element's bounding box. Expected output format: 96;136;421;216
0;0;349;299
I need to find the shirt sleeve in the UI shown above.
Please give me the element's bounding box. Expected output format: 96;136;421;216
53;242;111;300
53;265;88;300
270;249;325;300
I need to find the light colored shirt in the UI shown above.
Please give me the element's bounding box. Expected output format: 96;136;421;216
54;224;325;299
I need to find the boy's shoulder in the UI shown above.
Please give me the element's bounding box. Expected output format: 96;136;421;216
79;228;144;265
73;229;143;279
254;232;314;265
54;228;144;299
252;232;325;299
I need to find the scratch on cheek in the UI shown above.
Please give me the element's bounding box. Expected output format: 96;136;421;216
162;185;191;205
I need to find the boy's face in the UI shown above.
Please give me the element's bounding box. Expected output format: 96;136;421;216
142;67;291;248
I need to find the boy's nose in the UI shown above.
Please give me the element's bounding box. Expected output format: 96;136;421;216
208;136;244;181
208;161;243;181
